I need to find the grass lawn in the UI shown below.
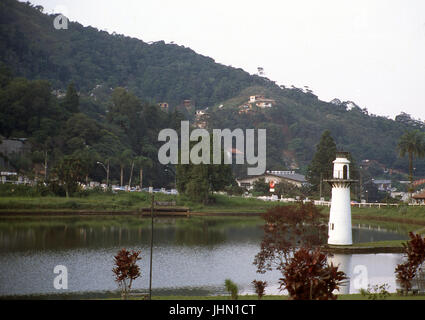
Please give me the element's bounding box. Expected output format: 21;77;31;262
4;292;425;300
0;192;278;214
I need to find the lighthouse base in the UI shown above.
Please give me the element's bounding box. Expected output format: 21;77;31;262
328;187;353;246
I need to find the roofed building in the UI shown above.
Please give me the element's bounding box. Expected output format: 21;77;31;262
236;170;307;190
413;190;425;204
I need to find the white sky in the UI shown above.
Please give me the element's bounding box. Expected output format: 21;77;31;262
26;0;425;120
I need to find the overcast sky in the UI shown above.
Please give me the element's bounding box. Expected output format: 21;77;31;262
28;0;425;120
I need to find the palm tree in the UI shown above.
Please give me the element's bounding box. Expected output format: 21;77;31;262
398;130;425;194
134;156;153;190
116;149;133;187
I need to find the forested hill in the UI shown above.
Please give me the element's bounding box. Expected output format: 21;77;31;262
205;86;425;177
0;0;275;107
1;0;425;179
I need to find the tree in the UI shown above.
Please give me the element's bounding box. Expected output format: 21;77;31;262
115;149;133;187
72;148;99;185
252;178;269;195
224;279;239;300
254;203;327;273
62;83;79;114
176;135;234;203
176;161;233;203
53;155;86;197
306;130;337;195
253;204;345;300
398;130;425;193
112;248;141;299
133;156;153;189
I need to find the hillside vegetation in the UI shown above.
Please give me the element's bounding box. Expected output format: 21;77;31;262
1;0;424;183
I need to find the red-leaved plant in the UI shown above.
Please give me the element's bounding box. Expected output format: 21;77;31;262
252;280;267;300
279;247;347;300
395;232;425;294
113;248;142;299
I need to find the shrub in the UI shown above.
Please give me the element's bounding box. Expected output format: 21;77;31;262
224;185;245;196
395;232;425;294
0;184;39;197
279;247;347;300
360;284;390;300
47;180;67;197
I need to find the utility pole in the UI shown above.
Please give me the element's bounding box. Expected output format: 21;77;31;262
319;172;323;200
149;193;154;300
359;167;362;202
44;150;48;182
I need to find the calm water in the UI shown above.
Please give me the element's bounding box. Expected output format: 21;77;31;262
0;216;410;297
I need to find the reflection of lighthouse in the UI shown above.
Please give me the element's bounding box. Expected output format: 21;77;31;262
328;254;352;294
326;152;356;245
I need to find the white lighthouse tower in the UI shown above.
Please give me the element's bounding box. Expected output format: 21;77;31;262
326;152;355;245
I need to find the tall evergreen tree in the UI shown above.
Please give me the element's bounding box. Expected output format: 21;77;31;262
62;82;79;114
306;130;337;194
176;135;234;203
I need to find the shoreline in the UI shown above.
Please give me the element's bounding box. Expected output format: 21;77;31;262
1;208;425;225
1;292;424;300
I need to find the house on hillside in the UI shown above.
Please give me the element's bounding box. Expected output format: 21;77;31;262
158;102;169;112
238;104;252;114
194;109;209;129
238;95;275;114
249;95;275;108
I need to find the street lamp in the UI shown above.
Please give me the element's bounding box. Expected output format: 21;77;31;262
96;160;109;187
359;166;363;202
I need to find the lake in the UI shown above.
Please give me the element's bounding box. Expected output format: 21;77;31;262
0;215;411;298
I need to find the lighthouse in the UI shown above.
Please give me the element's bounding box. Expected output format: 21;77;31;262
326;152;356;245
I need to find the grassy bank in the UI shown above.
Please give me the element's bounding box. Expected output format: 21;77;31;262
1;191;425;226
153;294;425;300
0;192;277;214
318;205;425;226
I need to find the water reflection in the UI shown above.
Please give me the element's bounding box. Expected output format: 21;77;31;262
329;253;404;294
0;216;411;297
328;254;352;294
